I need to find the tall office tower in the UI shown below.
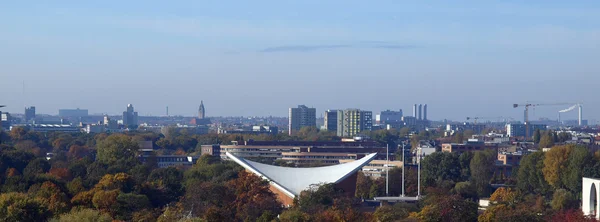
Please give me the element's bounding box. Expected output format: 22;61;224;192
198;100;206;119
288;105;316;135
324;110;338;132
418;104;423;120
336;109;373;137
413;104;417;118
423;104;428;120
122;104;139;128
25;106;36;122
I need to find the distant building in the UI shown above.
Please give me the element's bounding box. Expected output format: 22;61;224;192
336;109;373;137
289;105;316;135
441;140;498;154
376;110;403;124
16;124;80;133
1;112;10;130
198;100;206;119
58;108;88;118
506;123;547;138
324;110;338;132
218;125;278;135
25;106;36;122
103;115;118;130
122;104;139;128
191;101;211;125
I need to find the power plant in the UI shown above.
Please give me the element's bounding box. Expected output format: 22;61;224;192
558;103;583;126
413;104;428;121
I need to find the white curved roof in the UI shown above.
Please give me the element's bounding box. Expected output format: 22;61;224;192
226;152;378;198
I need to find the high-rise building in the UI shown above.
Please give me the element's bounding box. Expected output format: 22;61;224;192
336;109;373;137
288;105;316;135
423;104;428;120
25;106;36;122
198;101;206;119
418;104;423;120
324;110;338;132
122;104;139;128
376;110;403;124
412;104;417;118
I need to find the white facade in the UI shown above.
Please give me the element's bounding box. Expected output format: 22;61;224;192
583;177;600;218
227;152;377;199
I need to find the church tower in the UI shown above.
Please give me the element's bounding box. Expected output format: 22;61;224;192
198;101;205;119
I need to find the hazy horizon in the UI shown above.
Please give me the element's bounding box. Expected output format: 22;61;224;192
1;1;598;121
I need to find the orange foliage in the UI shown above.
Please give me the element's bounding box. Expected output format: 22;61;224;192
68;145;89;159
6;168;20;177
49;168;72;181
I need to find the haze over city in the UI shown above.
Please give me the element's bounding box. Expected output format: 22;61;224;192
1;1;599;120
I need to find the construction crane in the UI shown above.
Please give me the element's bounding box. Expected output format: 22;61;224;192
513;102;572;139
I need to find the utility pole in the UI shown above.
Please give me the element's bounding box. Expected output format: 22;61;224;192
401;142;405;197
386;144;389;196
418;147;421;198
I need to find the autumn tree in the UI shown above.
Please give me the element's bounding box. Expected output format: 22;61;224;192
227;171;282;221
543;145;575;189
0;192;51;222
418;194;478;222
49;208;112;222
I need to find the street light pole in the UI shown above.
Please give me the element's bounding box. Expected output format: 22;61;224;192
386;144;389;196
401;142;405;197
418;147;421;199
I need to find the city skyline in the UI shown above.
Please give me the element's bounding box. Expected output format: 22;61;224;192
1;1;598;120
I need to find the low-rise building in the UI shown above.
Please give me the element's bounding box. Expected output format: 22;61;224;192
441;140;498;154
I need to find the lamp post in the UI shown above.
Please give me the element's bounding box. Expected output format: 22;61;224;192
401;142;405;197
386;144;389;196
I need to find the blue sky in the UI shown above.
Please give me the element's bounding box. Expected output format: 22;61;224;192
1;1;599;121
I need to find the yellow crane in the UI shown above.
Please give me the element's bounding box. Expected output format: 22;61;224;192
513;102;572;139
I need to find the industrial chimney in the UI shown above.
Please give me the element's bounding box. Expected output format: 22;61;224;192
418;104;422;120
579;104;583;126
423;104;428;120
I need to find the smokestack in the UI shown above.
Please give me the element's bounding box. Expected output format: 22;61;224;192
413;104;417;118
579;104;583;126
418;104;422;120
166;106;169;117
423;104;428;120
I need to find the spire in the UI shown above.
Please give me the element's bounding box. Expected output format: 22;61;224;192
198;101;205;119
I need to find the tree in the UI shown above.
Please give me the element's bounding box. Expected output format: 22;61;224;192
539;132;555;148
374;204;410;222
227;171;282;221
23;158;51;178
543;145;574;189
418;194;478;222
49;208;112;222
533;129;542;144
355;171;372;199
0;192;51;222
470;149;496;197
551;189;577;211
562;146;592;193
517;152;551;195
95;134;139;168
421;152;461;188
